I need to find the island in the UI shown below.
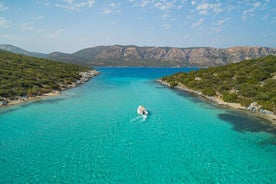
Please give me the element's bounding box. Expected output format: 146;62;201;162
158;55;276;126
0;50;99;107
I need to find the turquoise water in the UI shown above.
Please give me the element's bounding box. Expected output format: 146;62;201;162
0;67;275;183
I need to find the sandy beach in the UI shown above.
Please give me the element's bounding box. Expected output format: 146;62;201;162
6;90;62;107
0;70;99;108
157;79;276;128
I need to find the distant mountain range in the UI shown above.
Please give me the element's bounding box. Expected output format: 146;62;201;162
1;44;275;67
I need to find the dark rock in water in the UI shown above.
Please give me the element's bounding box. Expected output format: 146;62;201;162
218;113;276;135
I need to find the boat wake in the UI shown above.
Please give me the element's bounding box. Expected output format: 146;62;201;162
131;114;148;122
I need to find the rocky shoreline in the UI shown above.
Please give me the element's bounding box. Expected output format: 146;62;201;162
0;70;99;108
157;79;276;128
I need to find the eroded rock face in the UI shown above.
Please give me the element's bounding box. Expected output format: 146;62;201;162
144;47;168;59
95;46;123;59
124;47;141;58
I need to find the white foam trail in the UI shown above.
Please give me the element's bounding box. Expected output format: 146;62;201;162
130;115;148;122
130;116;141;122
142;115;147;121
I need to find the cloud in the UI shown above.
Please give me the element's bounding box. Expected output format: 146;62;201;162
139;0;151;7
227;5;236;12
110;2;119;8
154;1;175;11
43;0;50;6
20;22;35;31
19;16;45;32
213;17;230;32
161;13;171;19
192;18;204;27
196;2;222;15
253;2;261;8
31;16;45;21
46;0;95;10
191;1;196;6
49;29;64;38
102;2;120;14
131;0;184;10
102;9;112;14
0;17;8;28
217;18;230;26
20;22;44;33
155;0;184;10
163;23;171;29
0;2;7;11
241;1;262;21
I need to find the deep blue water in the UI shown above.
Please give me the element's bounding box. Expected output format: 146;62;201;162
0;67;275;183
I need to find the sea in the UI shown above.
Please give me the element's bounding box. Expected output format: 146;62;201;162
0;67;275;183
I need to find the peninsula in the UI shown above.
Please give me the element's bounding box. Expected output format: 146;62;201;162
0;50;99;107
158;55;276;126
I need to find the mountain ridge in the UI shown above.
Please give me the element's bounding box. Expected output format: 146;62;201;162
1;44;275;67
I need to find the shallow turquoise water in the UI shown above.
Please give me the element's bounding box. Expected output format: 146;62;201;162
0;67;275;183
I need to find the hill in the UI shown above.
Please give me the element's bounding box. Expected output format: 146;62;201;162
0;49;98;107
1;44;275;67
0;44;46;58
159;55;276;122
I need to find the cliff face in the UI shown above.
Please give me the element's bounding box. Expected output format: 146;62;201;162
66;45;276;66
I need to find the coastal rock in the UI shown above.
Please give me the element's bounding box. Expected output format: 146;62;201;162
70;70;100;88
0;100;8;107
260;109;274;115
247;102;261;112
247;103;274;115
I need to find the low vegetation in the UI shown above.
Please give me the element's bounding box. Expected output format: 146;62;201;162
161;55;276;112
0;50;91;100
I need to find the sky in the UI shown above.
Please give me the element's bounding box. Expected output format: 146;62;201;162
0;0;275;53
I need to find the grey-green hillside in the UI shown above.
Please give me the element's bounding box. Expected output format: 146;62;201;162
160;55;276;113
0;49;96;104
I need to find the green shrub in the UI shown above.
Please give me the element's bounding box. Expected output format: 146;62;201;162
222;92;238;103
0;50;91;99
202;88;216;96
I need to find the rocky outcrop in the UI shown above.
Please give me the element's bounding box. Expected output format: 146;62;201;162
124;47;141;58
95;46;123;59
77;70;100;85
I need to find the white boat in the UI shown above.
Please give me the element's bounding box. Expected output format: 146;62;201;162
137;105;148;115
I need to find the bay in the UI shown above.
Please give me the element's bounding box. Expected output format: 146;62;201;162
0;67;275;183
